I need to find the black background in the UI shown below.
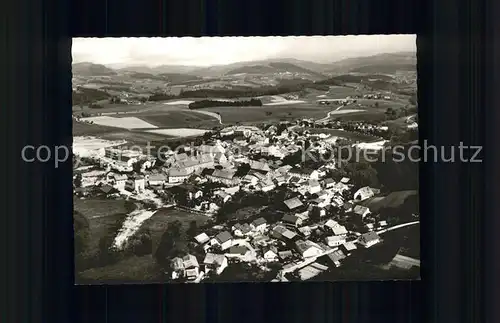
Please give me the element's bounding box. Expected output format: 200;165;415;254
3;0;498;322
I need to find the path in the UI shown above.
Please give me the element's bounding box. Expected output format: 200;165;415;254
188;109;223;124
376;221;419;235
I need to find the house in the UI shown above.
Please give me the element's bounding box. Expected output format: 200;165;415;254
198;143;225;156
378;220;388;227
194;232;210;245
282;214;302;227
224;185;240;195
276;165;293;174
148;173;167;187
331;224;348;236
309;205;326;220
232;223;252;237
274;175;288;186
352;205;371;219
215;190;232;204
263;246;279;261
298;226;312;237
170;257;185;279
173;184;203;201
168;168;193;183
260;179;276;192
283;197;304;211
340;241;358;256
226;245;252;261
358;232;381;248
289;167;314;180
325;250;346;267
323;178;335;189
96;184;117;196
324;219;338;230
295;240;324;258
182;254;200;280
251;217;268;232
252;234;271;246
211;231;233;250
353;186;377;201
173;154;215;175
325;235;347;247
249;160;271;174
214;152;228;164
203;253;228;275
271;225;298;241
278;250;294;260
343;202;354;212
310;169;326;180
207;169;239;186
242;174;259;186
340;177;350;184
316;190;329;200
366;223;375;230
108;173;128;190
308;179;321;194
125;175;146;193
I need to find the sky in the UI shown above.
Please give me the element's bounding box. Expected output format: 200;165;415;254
72;35;416;67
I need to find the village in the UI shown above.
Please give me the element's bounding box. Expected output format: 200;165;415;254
73;119;420;283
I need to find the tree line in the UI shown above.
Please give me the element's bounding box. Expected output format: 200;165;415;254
188;98;263;109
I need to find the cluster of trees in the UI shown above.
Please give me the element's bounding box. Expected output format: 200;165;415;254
188;98;262;109
385;105;417;120
148;79;329;101
153;220;190;271
72;88;110;106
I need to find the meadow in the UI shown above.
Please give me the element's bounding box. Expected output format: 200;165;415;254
74;198;135;257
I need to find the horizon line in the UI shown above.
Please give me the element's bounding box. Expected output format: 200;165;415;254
72;50;417;69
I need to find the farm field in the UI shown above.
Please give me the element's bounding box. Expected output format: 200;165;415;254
80;116;158;129
306;128;379;142
202;104;333;124
322;85;361;99
138;111;220;129
73;119;119;136
145;128;210;137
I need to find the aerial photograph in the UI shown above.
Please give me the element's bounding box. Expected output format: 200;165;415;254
72;35;419;284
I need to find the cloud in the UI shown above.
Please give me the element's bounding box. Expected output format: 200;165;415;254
72;35;416;67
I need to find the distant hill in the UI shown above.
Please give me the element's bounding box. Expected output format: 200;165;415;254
188;59;330;79
326;52;416;74
72;62;117;76
115;64;202;75
127;71;201;83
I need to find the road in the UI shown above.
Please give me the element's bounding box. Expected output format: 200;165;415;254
189;109;223;124
376;221;419;235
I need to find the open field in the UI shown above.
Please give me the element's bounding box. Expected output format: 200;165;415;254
73;119;119;136
138;111;220;129
77;255;164;283
306;128;379;142
73;122;170;145
360;190;418;212
80;116;158;129
145;128;210;137
74;198;134;256
330;110;389;122
201;104;333;124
